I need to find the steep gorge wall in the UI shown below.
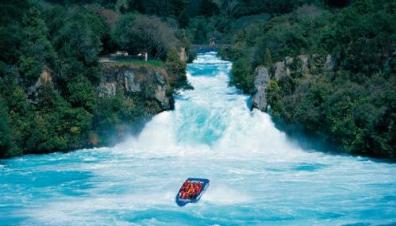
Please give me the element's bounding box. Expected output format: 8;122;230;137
99;64;174;111
252;54;335;111
1;63;175;158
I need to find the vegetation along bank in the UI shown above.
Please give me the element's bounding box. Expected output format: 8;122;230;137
1;0;395;160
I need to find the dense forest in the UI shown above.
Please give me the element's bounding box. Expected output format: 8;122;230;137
0;0;191;157
222;0;396;159
0;0;395;159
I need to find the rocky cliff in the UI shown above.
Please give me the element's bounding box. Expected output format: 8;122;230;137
2;62;176;157
252;66;270;111
99;63;174;111
252;54;335;111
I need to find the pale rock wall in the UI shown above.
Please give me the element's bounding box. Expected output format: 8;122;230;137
99;64;174;110
252;54;335;111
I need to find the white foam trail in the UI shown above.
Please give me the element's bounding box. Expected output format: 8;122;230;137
203;183;251;205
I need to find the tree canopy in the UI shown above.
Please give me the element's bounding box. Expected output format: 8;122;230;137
113;14;179;59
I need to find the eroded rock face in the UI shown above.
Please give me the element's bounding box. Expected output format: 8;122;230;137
324;54;335;71
273;61;287;80
28;67;54;103
124;70;141;92
99;64;174;110
298;55;309;74
178;47;188;62
252;54;335;112
252;66;270;111
98;82;116;97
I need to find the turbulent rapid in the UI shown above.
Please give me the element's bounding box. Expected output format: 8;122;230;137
1;52;396;225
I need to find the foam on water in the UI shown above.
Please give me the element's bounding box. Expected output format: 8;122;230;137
1;52;396;225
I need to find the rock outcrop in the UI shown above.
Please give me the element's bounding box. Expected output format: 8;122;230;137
178;47;188;62
99;64;174;111
252;54;335;111
28;67;54;103
252;66;270;111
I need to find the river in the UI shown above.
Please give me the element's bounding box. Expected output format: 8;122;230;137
1;52;396;225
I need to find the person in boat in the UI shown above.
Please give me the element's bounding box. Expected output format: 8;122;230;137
180;181;192;199
181;181;203;199
180;181;190;199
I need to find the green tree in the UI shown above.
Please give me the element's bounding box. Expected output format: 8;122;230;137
53;8;105;66
18;7;56;85
0;97;11;157
113;14;179;59
166;48;187;88
199;0;220;16
65;75;96;111
231;57;255;93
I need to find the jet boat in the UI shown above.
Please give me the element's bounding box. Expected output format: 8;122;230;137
176;178;209;206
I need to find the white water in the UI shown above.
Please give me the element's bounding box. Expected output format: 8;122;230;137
1;52;396;225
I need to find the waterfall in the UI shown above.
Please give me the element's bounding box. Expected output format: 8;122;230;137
1;52;396;226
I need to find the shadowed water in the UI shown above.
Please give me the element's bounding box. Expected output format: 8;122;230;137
1;52;396;225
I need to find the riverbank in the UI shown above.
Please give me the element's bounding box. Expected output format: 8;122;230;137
0;0;194;158
2;52;396;226
0;59;181;158
221;0;396;160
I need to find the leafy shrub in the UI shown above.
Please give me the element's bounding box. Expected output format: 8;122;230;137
231;57;255;94
165;48;188;88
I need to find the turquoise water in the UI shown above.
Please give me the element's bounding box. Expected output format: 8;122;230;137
1;52;396;225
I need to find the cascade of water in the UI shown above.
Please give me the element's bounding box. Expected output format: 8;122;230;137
1;52;395;225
